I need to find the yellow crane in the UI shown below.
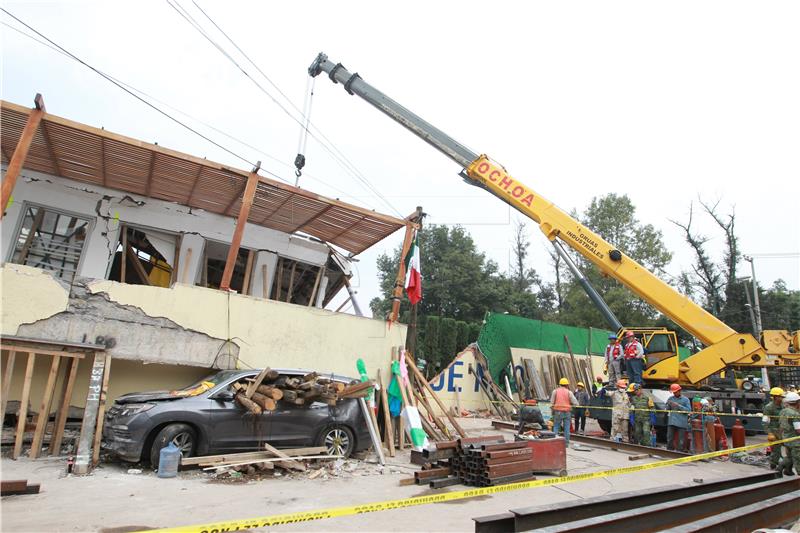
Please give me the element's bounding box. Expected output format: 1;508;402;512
308;53;799;391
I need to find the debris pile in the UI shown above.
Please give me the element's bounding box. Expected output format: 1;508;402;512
232;367;373;414
182;444;337;478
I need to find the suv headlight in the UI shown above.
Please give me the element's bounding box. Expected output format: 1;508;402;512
119;403;156;417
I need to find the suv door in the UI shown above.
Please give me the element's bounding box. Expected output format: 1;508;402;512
205;374;272;452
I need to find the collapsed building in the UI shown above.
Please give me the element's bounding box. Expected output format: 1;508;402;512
1;96;412;417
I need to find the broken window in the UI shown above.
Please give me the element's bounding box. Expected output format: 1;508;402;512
8;204;91;281
108;226;177;288
199;240;254;294
270;257;325;305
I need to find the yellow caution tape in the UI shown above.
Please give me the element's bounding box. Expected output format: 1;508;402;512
145;436;800;533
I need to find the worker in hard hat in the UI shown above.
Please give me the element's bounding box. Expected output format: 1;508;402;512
573;382;590;435
517;399;545;435
623;331;645;385
764;387;786;470
700;398;717;452
629;384;653;446
778;391;800;476
550;378;578;446
592;375;604;395
604;333;624;386
599;379;631;442
666;383;691;451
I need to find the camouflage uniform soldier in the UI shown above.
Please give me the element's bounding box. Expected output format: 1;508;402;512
778;392;800;476
763;387;785;470
630;384;653;446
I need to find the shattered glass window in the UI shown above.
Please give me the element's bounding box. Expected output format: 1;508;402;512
10;204;91;281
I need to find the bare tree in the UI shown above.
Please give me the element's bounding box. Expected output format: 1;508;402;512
670;203;725;314
699;198;739;291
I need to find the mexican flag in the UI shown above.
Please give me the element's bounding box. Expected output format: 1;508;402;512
404;231;422;305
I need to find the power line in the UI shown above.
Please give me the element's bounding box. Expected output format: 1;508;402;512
168;0;404;217
0;7;268;174
0;15;373;201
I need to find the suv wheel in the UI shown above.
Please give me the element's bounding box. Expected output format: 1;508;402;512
317;425;354;458
150;423;197;468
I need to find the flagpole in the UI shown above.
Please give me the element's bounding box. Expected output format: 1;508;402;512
389;207;423;324
404;207;424;373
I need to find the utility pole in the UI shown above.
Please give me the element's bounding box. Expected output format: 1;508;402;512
743;255;768;388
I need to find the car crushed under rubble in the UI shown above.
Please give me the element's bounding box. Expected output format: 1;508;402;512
102;368;371;467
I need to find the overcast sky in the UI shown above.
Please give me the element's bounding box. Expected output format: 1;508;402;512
2;1;798;318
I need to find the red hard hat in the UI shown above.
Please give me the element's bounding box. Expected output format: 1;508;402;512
625;331;635;337
524;399;538;406
670;384;682;393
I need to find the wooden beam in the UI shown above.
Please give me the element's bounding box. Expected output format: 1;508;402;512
30;356;60;459
186;164;204;205
144;151;156;197
12;352;36;459
261;264;268;299
49;356;79;455
329;214;367;242
125;240;152;285
220;166;260;291
0;351;17;429
91;354;112;466
1;94;46;220
285;261;297;303
17;207;45;264
259;193;294;224
222;180;248;216
308;266;325;307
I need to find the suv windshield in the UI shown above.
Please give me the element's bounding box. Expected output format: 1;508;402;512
176;370;245;392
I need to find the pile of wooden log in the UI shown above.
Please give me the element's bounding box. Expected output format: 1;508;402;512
232;367;373;415
180;444;338;475
468;362;518;421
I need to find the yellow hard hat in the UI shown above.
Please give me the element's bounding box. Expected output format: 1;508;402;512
627;384;635;392
770;387;785;397
559;378;569;386
577;382;585;388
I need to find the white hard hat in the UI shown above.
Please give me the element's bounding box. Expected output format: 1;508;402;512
700;398;709;406
785;392;800;403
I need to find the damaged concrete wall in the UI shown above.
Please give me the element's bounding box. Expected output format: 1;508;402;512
2;264;408;380
4;267;238;368
1;169;332;294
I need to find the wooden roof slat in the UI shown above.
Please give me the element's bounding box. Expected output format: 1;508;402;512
1;99;406;254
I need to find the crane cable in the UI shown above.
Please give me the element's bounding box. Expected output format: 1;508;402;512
294;75;315;185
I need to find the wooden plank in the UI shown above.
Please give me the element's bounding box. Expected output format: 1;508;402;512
405;355;467;438
220;169;260;291
91;354;112;466
181;446;326;466
49;356;79;455
12;353;36;459
244;367;273;399
0;346;85;359
1;94;45;220
261;264;268;299
308;266;324;307
170;233;182;286
73;352;104;474
0;350;17;424
389;217;419;323
263;442;306;471
377;368;395;457
29;355;60;459
125;241;152;285
17;208;45;264
202;454;338;471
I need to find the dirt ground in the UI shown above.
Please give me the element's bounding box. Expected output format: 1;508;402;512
0;418;782;532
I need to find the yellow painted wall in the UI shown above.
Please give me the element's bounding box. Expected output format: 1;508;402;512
1;265;69;333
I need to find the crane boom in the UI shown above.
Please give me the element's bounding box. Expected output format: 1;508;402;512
309;53;769;383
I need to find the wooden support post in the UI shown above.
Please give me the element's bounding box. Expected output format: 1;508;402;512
49;356;79;455
285;261;297;303
261;264;268;299
1;350;17;425
276;258;284;299
13;353;36;459
73;353;105;474
241;249;255;295
220;165;260;291
1;94;46;220
30;355;60;459
125;242;152;285
377;368;395;457
92;354;112;466
308;266;325;307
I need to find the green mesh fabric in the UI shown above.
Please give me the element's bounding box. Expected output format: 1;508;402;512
476;312;691;381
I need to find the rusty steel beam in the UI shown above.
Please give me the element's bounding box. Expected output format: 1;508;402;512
662;491;800;532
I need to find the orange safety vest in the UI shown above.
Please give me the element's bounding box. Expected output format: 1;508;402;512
624;340;641;360
552;387;573;412
605;343;623;361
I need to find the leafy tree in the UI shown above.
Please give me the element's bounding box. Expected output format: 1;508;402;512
552;194;673;329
